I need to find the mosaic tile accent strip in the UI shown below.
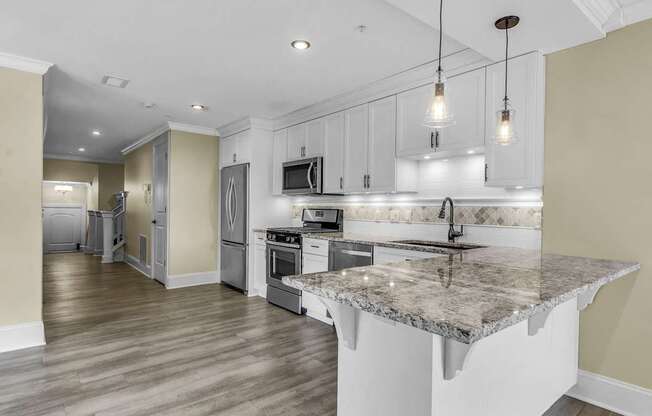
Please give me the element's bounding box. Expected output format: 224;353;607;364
292;205;542;229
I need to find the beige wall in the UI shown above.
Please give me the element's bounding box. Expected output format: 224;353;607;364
168;130;218;276
0;67;44;326
98;163;125;210
543;19;652;389
124;142;153;264
42;182;87;205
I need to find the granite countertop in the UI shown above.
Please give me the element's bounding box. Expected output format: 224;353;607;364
303;232;486;255
283;246;639;344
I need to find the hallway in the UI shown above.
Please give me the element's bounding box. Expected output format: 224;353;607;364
0;254;616;415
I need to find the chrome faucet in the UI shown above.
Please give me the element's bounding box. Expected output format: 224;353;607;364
438;197;464;243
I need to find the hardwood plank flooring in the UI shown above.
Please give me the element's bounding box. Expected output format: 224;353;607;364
0;253;617;415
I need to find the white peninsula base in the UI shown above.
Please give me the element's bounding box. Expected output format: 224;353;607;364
321;297;580;416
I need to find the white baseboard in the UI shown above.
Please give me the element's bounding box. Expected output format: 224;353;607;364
101;255;113;264
165;270;218;289
0;321;45;353
567;369;652;416
125;254;151;278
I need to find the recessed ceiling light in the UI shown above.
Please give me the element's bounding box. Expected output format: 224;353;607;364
191;104;206;111
515;185;524;190
291;40;311;50
424;155;431;160
91;130;101;136
78;147;86;152
101;75;129;88
467;150;475;154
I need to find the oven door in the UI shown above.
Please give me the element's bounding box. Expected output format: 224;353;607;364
266;242;302;295
282;157;322;195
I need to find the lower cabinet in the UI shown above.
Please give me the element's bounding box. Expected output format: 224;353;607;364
302;251;333;325
373;246;443;265
253;232;267;297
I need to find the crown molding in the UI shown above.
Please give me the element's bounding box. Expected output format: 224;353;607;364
0;52;53;75
573;0;619;33
603;0;652;32
121;124;169;155
44;153;124;165
168;121;219;137
217;117;275;138
273;48;490;131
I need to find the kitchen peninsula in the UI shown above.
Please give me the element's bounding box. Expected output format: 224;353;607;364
284;244;639;416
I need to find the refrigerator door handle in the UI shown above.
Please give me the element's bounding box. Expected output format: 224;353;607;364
229;177;235;230
225;177;233;230
231;180;238;227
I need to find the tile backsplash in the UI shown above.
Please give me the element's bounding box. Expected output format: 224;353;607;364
292;204;542;229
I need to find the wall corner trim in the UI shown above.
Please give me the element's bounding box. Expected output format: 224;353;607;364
0;321;46;353
0;52;53;75
567;369;652;416
125;254;152;278
44;152;124;165
165;271;219;289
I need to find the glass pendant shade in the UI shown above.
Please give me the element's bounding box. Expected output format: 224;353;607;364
424;75;455;129
494;99;517;145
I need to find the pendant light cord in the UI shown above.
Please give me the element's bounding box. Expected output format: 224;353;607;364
437;0;443;80
503;25;509;111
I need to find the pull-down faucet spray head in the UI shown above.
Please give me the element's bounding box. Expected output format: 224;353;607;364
438;206;446;219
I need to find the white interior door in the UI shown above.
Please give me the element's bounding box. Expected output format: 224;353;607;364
43;206;82;252
152;134;169;283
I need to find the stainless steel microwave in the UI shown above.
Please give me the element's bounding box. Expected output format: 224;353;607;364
282;157;322;195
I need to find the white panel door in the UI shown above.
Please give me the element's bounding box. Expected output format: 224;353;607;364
43;206;81;252
396;84;435;157
368;96;397;193
305;118;325;157
152;135;168;283
485;52;543;188
323;112;345;194
343;104;369;193
437;68;486;152
287;124;306;160
272;129;288;196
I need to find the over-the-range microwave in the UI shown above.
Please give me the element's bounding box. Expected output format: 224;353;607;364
282;157;323;195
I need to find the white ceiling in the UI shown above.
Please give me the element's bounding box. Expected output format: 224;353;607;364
0;0;466;162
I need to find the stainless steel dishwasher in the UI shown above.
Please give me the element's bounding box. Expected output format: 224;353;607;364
328;241;373;271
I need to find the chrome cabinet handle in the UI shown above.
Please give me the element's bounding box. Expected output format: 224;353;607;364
435;131;440;149
310;245;320;249
232;153;236;163
340;177;343;189
430;132;435;148
484;163;488;182
367;174;371;189
341;249;372;257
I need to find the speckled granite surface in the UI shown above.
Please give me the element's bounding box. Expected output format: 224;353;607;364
283;246;639;344
303;232;486;255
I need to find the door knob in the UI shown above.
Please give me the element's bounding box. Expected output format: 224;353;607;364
152;220;157;224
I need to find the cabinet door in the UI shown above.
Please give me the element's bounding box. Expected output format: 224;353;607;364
254;243;267;297
343;104;369;193
235;130;251;163
437;68;486;152
272;129;288;195
219;136;237;167
485;52;543;188
396;84;435;157
323;112;345;193
302;253;332;324
302;253;328;273
287;124;306;160
305;118;325;157
368;96;397;193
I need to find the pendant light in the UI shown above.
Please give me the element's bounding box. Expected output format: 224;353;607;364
424;0;454;129
494;15;520;145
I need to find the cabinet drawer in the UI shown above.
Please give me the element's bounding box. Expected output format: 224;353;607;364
303;238;329;257
373;246;442;265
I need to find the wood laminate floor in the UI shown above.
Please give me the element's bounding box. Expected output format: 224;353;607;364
0;253;618;416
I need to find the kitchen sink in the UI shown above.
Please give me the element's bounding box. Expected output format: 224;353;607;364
390;240;485;251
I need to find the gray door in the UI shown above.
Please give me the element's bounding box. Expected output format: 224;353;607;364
220;164;248;245
220;241;247;290
152;134;168;284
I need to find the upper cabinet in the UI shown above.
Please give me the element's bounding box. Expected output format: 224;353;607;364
323;112;345;194
396;67;486;159
343;104;369;193
484;52;544;188
219;130;251;168
287;119;324;160
271;129;288;195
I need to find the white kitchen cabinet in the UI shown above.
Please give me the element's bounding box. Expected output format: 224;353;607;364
272;129;288;195
253;233;267;297
343;104;369;193
484;52;544;188
286;119;324;160
368;96;406;192
373;246;443;265
323;112;345;194
396;67;486;159
302;251;332;325
219;130;251;167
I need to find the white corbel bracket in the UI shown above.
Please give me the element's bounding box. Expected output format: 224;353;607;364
577;286;600;311
528;308;552;336
319;298;358;350
443;338;476;380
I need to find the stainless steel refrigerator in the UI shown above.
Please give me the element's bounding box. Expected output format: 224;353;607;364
220;163;249;292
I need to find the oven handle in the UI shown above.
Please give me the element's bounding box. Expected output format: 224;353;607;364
306;162;314;190
266;241;301;249
272;252;277;274
340;249;373;258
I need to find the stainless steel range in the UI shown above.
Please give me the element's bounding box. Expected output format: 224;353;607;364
265;208;343;314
